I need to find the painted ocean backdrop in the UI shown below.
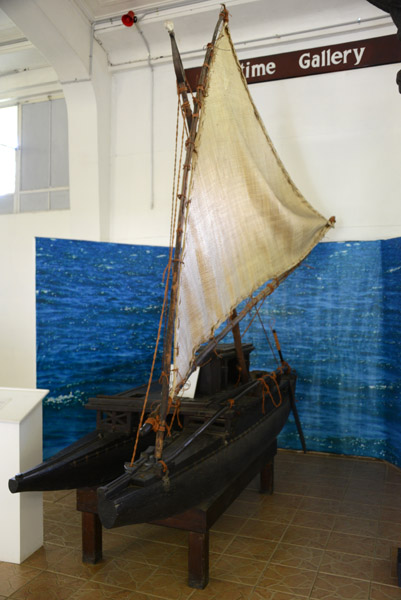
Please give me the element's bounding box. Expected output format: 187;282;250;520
36;236;401;466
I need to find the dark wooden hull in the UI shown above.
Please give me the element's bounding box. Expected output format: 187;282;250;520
97;371;294;529
8;428;153;493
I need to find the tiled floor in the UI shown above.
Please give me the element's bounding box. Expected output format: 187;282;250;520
3;450;401;599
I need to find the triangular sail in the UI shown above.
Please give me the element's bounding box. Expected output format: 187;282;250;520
172;24;333;393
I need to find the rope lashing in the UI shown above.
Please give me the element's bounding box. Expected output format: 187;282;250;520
257;374;283;412
220;6;229;22
159;460;168;473
165;400;183;436
266;372;283;407
177;82;188;94
144;415;161;432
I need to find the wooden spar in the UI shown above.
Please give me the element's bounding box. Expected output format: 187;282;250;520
230;309;249;383
155;7;229;461
272;328;307;453
166;25;192;130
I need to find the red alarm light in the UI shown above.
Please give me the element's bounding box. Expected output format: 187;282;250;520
121;10;137;27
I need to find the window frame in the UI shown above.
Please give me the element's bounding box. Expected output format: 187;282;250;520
0;96;70;215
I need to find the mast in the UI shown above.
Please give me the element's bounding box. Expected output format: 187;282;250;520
155;7;229;461
165;22;192;130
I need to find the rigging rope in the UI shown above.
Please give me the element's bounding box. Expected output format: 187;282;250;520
129;95;187;467
241;295;279;365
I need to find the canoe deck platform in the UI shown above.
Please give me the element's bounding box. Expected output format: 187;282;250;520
76;439;277;589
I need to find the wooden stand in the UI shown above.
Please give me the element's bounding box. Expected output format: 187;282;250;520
76;440;276;589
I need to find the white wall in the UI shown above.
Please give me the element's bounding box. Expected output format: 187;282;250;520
109;15;401;246
251;64;401;242
110;64;178;246
0;0;110;388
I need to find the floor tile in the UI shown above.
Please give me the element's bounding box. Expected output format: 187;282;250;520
189;578;253;599
122;538;180;567
91;557;156;592
23;544;102;579
351;461;386;480
224;535;277;562
375;539;399;561
378;521;401;543
237;489;267;505
250;590;307;599
306;482;346;501
44;520;82;548
292;509;336;531
319;550;373;580
273;478;310;496
5;451;401;599
281;524;330;549
44;503;81;526
137;566;194;599
56;492;77;508
258;493;303;510
211;554;267;586
338;500;379;520
386;467;401;485
69;581;148;599
342;489;383;506
250;503;297;524
256;563;316;597
298;496;341;515
160;546;190;573
102;531;136;557
0;562;42;597
380;507;401;524
271;543;323;571
210;514;248;535
332;515;378;537
209;531;234;554
238;518;288;542
310;572;370;599
224;499;258;518
370;582;401;599
43;490;72;503
326;531;376;557
371;558;399;587
9;571;85;600
383;483;401;497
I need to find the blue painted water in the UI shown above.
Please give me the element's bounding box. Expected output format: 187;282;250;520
36;237;401;466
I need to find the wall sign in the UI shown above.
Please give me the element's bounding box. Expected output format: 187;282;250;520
186;34;401;86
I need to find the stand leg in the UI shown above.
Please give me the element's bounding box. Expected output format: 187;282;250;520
81;511;102;564
260;458;274;494
188;531;209;589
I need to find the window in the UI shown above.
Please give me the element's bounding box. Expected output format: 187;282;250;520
0;106;18;214
0;98;69;215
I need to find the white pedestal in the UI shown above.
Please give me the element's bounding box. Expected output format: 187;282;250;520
0;387;48;563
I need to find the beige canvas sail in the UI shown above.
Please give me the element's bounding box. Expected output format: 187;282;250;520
172;24;333;393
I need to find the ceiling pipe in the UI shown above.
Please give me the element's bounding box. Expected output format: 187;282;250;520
105;13;392;72
91;0;247;31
